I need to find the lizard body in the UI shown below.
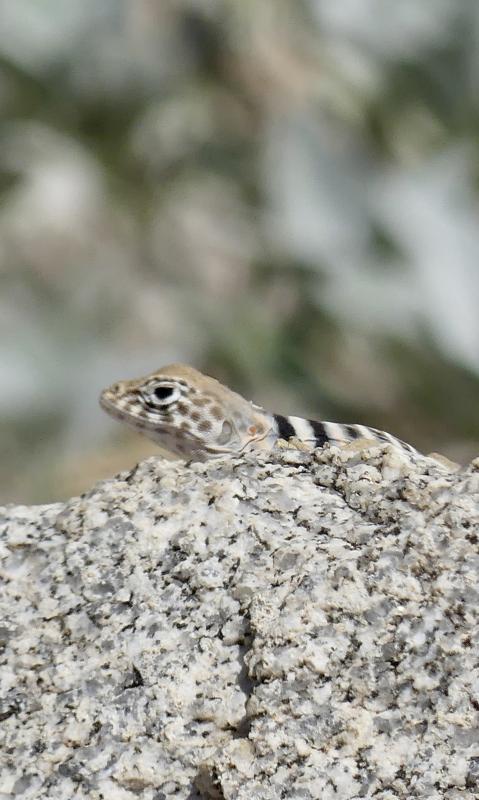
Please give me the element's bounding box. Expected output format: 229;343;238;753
100;363;419;460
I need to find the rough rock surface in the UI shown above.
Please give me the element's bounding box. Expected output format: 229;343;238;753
1;444;479;800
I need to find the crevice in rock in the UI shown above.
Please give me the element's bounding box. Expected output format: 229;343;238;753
193;764;226;799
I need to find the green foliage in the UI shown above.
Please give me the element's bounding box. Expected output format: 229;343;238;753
2;1;479;501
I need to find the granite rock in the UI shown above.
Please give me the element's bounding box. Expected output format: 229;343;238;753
0;444;478;799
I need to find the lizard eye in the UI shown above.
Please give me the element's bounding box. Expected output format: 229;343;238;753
146;383;180;406
154;386;174;401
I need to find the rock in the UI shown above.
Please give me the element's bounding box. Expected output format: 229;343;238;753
0;445;478;799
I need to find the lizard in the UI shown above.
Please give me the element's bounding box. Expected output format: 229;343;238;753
100;363;420;460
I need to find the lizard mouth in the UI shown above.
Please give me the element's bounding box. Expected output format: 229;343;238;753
100;391;147;427
99;390;193;452
99;391;125;419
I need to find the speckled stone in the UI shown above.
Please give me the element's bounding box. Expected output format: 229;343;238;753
0;445;478;799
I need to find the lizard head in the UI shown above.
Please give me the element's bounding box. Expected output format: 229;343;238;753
100;363;273;459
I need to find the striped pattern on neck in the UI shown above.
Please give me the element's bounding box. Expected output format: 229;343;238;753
272;414;418;455
100;363;419;460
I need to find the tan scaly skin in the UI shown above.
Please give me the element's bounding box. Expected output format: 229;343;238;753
100;364;277;460
100;363;424;461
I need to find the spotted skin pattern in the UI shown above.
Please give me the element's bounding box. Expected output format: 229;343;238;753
100;363;419;460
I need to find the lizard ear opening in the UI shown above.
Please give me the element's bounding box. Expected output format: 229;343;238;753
217;420;234;445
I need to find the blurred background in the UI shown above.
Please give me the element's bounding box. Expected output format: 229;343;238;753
2;0;479;504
